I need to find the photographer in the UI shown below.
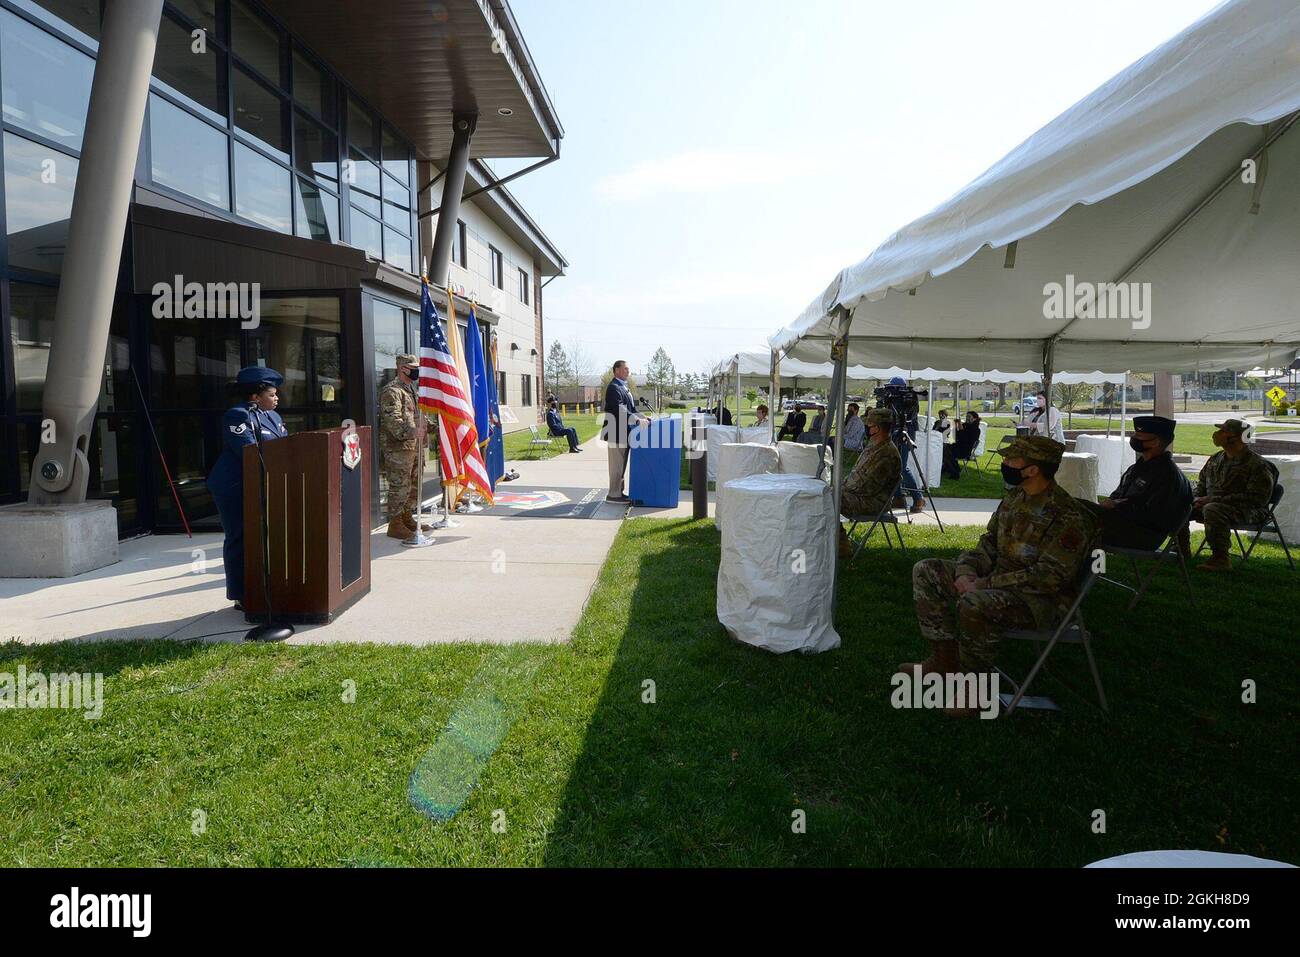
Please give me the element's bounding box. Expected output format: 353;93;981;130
879;377;926;514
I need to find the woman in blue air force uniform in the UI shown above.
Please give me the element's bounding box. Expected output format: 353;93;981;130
207;367;289;608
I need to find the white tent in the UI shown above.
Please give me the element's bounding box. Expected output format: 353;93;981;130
771;0;1300;375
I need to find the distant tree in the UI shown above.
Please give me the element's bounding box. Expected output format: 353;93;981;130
545;341;571;391
745;388;758;406
568;341;594;393
1052;382;1093;427
645;347;676;393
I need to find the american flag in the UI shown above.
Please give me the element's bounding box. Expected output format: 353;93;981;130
418;281;493;505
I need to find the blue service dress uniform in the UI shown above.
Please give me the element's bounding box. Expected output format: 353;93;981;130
208;403;288;601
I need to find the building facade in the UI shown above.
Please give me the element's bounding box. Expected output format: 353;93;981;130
0;0;564;538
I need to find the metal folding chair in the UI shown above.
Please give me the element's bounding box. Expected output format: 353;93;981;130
842;500;906;562
996;566;1107;715
982;434;1013;471
1193;471;1296;571
1099;505;1196;611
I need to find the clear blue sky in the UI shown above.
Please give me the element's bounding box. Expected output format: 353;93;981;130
502;0;1223;380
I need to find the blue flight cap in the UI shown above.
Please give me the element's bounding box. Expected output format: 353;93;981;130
236;366;283;388
888;376;907;386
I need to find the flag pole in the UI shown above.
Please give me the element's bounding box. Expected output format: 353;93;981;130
403;275;437;547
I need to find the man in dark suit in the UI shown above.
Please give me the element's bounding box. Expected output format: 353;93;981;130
777;403;807;442
603;360;645;503
546;398;581;453
1085;414;1193;549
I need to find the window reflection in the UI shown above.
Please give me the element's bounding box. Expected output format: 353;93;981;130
349;207;382;259
1;9;94;150
234;141;290;233
292;49;335;125
294;111;338;183
8;280;57;412
293;177;339;242
233;65;289;161
12;1;99;45
384;226;412;273
231;0;282;85
152;11;227;124
4;132;78;278
247;296;343;409
149;94;230;208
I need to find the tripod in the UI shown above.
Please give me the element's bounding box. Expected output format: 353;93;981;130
896;428;946;533
244;407;294;643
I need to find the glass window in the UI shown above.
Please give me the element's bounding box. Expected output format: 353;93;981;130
383;227;411;273
149;94;229;208
490;246;503;289
381;126;408;184
382;198;409;228
8;280;57;411
233;65;288;161
349;207;382;258
292;48;334;124
518;268;529;304
234;141;290;232
293;178;339;243
168;0;221;39
455;220;466;268
12;1;99;44
152;11;227;124
231;0;282;85
372;298;405;388
1;9;95;150
148;312;241;409
4;132;78;278
347;95;377;156
382;177;410;211
248;296;342;408
346;146;380;197
293;110;336;183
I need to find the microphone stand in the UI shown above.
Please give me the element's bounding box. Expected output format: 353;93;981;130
244;404;294;643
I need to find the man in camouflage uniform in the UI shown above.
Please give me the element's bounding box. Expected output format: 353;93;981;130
1181;418;1275;572
839;407;903;557
904;436;1096;716
378;355;431;539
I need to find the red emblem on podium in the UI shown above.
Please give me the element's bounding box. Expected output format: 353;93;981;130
342;430;361;470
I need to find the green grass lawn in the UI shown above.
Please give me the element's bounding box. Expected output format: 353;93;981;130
500;413;602;462
2;520;1295;866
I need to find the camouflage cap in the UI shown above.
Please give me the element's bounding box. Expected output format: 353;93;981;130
396;354;417;367
1214;418;1248;435
996;434;1065;465
865;407;895;428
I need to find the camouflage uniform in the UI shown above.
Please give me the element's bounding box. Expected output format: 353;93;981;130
841;408;902;517
378;356;427;520
1194;439;1274;555
912;436;1096;671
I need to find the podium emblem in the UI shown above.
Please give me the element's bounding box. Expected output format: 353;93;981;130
342;430;361;470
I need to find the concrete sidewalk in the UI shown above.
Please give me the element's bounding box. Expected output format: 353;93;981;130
2;437;627;646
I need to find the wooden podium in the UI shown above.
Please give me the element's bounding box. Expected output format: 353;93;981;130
242;426;372;623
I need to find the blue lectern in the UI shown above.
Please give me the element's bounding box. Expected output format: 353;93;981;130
629;415;682;508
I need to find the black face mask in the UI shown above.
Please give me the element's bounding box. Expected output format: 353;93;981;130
1129;436;1148;453
1001;463;1027;486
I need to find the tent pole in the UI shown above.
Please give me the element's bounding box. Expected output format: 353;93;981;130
1120;373;1128;442
824;314;850;613
770;349;780;443
735;360;742;442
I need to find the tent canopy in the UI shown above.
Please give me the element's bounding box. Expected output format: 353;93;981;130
771;0;1300;373
712;351;1126;388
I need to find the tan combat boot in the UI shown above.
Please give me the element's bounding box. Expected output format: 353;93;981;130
404;512;434;534
386;517;409;539
898;639;958;677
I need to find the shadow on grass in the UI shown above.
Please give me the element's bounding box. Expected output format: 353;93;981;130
0;635;222;679
542;518;1299;866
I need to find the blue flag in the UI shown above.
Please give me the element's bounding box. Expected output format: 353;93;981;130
464;304;492;461
484;333;505;486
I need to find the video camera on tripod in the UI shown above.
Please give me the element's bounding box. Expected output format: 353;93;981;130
872;383;922;439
